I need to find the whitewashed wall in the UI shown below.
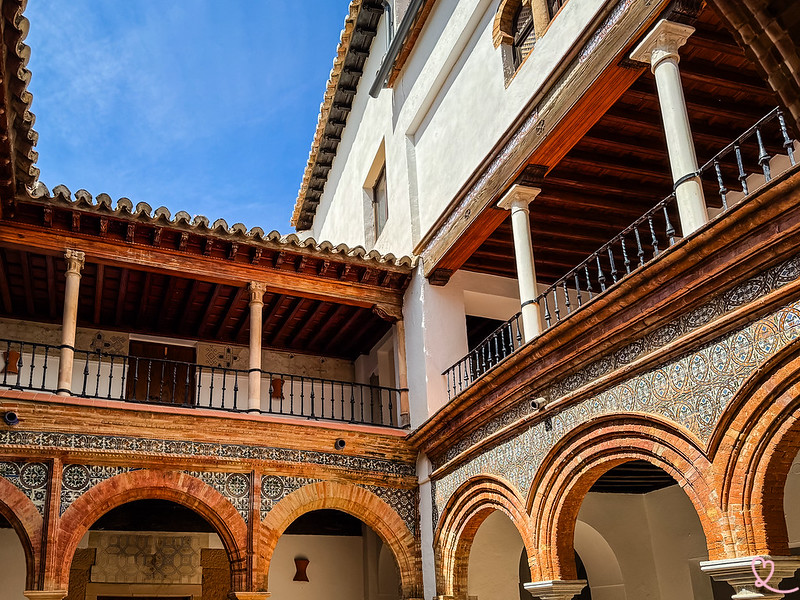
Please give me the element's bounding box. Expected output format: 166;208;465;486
0;529;26;600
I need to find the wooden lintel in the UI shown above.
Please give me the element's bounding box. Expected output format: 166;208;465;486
0;226;404;312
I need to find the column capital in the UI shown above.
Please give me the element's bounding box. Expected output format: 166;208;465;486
63;249;85;275
248;281;267;304
630;19;695;72
24;591;68;600
701;556;800;599
523;580;587;600
498;184;542;211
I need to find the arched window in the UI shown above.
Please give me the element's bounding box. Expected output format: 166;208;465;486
512;2;536;69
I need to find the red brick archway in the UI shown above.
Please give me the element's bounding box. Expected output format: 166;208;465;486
434;475;534;599
260;480;421;599
0;476;43;590
713;339;800;556
527;415;724;581
52;469;249;591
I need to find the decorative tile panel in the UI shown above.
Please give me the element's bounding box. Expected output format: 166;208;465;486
61;464;135;514
363;484;418;535
185;471;251;522
0;461;48;516
434;253;800;470
433;298;800;528
260;475;320;521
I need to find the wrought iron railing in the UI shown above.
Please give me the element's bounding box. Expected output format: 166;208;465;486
443;107;798;400
0;338;404;428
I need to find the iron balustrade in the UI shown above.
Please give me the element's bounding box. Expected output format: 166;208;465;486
443;107;798;400
0;338;404;428
444;312;523;399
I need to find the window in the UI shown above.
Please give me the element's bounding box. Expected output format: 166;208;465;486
547;0;565;19
512;3;536;69
372;166;388;238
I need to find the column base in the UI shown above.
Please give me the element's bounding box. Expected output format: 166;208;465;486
701;556;800;599
523;580;587;600
24;591;68;600
228;592;271;600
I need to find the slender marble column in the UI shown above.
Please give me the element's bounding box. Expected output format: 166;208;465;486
395;318;410;427
701;556;800;599
56;249;85;396
498;185;543;343
631;19;708;235
247;281;267;411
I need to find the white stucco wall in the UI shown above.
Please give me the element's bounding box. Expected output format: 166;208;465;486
467;510;525;600
577;488;713;600
309;0;611;257
0;529;26;600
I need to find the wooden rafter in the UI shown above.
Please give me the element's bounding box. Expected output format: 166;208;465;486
93;264;104;325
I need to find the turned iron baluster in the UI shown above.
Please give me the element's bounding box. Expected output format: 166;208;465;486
574;272;583;307
663;201;676;245
634;226;645;267
42;345;50;390
735;143;749;195
584;265;594;299
756;127;771;182
621;236;631;275
607;246;618;284
648;215;659;257
595;254;606;292
713;159;728;210
777;109;796;166
542;294;552;327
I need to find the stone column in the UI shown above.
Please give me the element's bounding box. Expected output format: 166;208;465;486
701;556;800;599
524;580;587;600
228;593;271;600
247;282;267;411
530;0;552;38
395;318;411;427
498;185;543;343
56;249;85;396
631;19;708;235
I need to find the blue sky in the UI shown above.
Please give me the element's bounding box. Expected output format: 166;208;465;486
25;1;351;233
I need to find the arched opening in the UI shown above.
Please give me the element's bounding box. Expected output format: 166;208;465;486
64;499;232;600
0;512;27;600
267;508;400;600
466;510;527;599
574;459;713;599
779;448;800;595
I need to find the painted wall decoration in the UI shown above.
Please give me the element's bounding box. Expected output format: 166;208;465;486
0;461;49;516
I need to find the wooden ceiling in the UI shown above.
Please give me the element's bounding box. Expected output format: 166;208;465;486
462;6;786;282
0;246;393;360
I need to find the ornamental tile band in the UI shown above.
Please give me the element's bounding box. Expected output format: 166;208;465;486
0;431;415;478
0;461;48;516
363;484;418;535
433;298;800;527
434;252;800;470
260;475;321;521
186;471;251;522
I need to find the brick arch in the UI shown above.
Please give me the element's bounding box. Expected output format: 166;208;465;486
53;469;249;590
493;0;525;47
527;415;723;581
260;480;421;599
0;476;43;589
713;337;800;556
434;474;534;599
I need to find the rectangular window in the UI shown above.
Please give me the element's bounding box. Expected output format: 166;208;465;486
372;166;388;238
547;0;565;20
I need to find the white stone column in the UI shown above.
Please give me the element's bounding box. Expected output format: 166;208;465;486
631;19;708;235
701;556;800;599
523;580;587;600
247;281;267;411
56;249;85;396
498;185;543;343
24;591;68;600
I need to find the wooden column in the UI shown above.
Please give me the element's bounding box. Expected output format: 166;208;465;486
631;20;708;235
395;319;410;427
56;250;85;396
498;185;543;343
247;282;267;411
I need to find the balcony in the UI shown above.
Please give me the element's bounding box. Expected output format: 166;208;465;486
445;106;800;399
0;335;405;427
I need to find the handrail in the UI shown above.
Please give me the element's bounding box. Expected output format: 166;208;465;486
0;338;405;428
442;106;798;400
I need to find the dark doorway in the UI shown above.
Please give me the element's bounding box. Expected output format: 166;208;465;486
126;341;196;405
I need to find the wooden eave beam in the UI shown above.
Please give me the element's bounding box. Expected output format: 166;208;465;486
214;286;247;339
308;304;347;350
266;297;305;347
323;307;364;355
0;224;405;314
114;268;130;326
197;283;224;337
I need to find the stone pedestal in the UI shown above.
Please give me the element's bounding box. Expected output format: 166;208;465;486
701;556;800;599
523;579;587;600
24;592;68;600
